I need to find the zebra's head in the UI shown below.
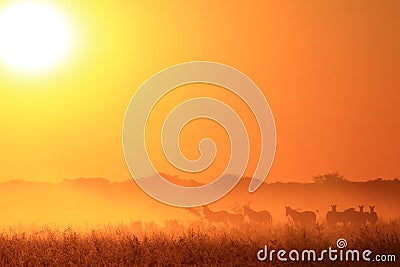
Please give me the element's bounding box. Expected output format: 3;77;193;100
369;205;375;212
243;202;252;213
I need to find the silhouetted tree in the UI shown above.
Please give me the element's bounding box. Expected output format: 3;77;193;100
312;171;346;184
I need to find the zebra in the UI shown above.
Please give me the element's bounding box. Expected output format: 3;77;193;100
285;206;316;226
326;205;342;226
243;205;272;224
202;206;229;225
368;205;378;225
202;206;244;226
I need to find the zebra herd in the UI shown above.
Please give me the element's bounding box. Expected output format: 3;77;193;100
189;204;378;227
326;205;378;226
285;205;379;226
189;205;272;226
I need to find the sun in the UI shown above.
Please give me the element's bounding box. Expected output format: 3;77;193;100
0;2;72;73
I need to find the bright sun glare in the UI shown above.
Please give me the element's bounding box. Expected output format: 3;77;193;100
0;2;72;73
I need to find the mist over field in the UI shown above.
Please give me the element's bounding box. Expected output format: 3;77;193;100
0;175;398;227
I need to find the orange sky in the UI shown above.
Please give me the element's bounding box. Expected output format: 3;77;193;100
0;0;399;183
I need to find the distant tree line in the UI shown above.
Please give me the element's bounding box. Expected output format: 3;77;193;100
312;172;347;184
312;172;399;184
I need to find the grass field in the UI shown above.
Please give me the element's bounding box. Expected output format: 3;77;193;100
0;220;398;266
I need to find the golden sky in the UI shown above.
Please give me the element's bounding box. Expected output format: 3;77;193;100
0;0;399;183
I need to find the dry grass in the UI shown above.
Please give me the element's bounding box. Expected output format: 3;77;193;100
0;220;398;266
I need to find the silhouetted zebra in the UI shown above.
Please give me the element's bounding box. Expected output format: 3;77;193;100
285;207;316;226
243;205;272;224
